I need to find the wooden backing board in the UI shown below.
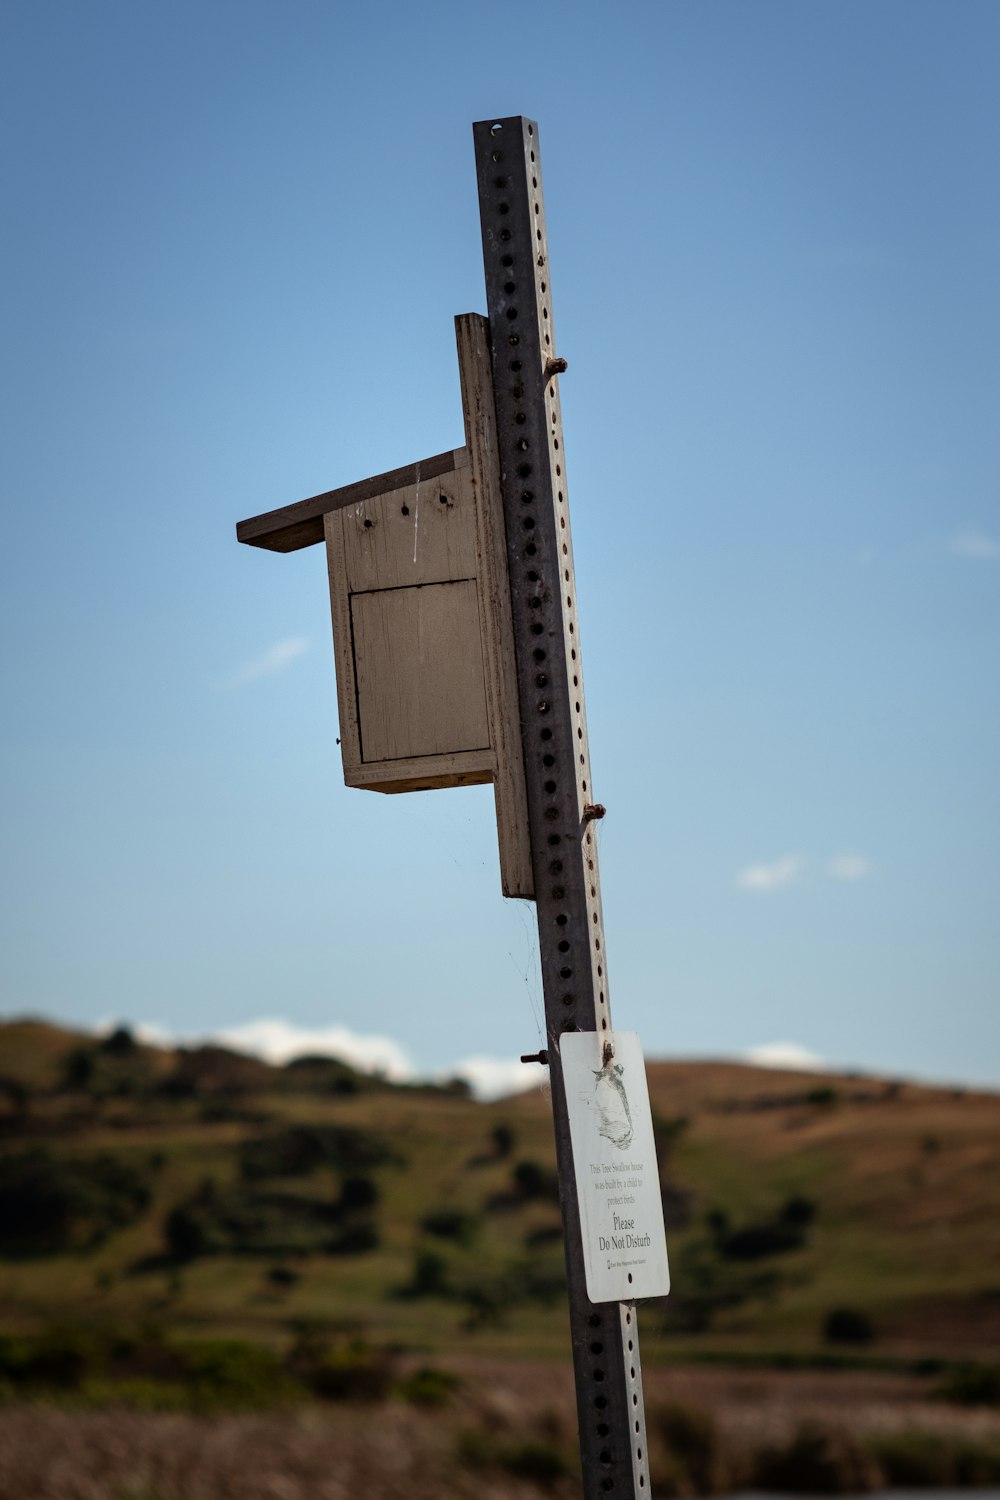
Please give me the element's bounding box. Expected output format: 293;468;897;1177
455;314;533;900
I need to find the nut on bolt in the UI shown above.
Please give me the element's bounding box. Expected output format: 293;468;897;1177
544;356;568;379
582;803;606;823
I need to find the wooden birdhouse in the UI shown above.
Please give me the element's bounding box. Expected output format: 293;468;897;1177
237;315;531;897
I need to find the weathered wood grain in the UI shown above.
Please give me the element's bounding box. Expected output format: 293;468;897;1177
351;580;491;763
237;448;468;553
456;313;534;899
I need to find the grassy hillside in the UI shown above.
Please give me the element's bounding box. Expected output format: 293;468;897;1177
1;1017;997;1370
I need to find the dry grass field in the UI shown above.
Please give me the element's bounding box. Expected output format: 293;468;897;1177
2;1360;999;1499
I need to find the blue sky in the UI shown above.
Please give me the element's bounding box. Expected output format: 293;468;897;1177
2;0;997;1094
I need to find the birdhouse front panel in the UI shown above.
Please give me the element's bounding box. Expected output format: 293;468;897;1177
324;455;499;794
351;579;490;762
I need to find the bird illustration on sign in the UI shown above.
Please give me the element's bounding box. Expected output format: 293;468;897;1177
593;1048;634;1150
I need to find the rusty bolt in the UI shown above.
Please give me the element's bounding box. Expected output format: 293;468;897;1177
520;1050;550;1066
582;803;606;823
544;356;568;379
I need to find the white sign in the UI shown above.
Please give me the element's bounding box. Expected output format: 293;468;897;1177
560;1031;670;1304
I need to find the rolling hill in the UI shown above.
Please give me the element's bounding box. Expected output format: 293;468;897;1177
1;1017;997;1367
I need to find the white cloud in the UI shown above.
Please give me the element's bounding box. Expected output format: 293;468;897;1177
448;1055;544;1103
736;855;801;892
214;1017;414;1081
828;853;870;881
743;1041;826;1072
227;636;309;687
950;529;1000;560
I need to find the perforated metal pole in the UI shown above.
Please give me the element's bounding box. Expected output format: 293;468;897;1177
473;116;652;1499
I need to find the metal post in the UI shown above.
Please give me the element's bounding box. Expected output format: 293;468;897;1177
473;116;652;1499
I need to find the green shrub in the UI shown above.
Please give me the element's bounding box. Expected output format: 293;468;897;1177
806;1085;840;1106
162;1177;378;1261
181;1338;292;1408
0;1148;150;1255
705;1199;815;1263
660;1183;694;1231
781;1193;817;1226
871;1428;1000;1487
0;1327;100;1389
457;1428;573;1482
267;1265;300;1288
935;1361;1000;1406
500;1438;573;1483
652;1113;690;1158
754;1421;880;1493
0;1326;308;1410
824;1306;875;1345
339;1175;379;1211
397;1365;461;1407
519;1256;566;1305
283;1055;366;1094
287;1328;393;1402
458;1279;508;1330
240;1124;398;1180
525;1221;563;1247
328;1220;379;1255
420;1207;479;1244
101;1026;137;1057
164;1204;207;1261
512;1159;560;1202
716;1220;806;1261
62;1047;96;1091
653;1400;730;1494
160;1045;268;1100
396;1248;450;1299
